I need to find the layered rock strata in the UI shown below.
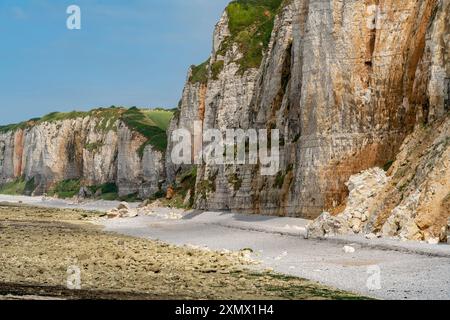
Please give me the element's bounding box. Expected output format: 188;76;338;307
0;109;166;198
167;0;449;220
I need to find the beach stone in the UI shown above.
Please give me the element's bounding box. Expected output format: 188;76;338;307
94;189;102;197
343;246;355;254
166;186;175;200
117;202;130;210
78;187;93;199
107;210;119;219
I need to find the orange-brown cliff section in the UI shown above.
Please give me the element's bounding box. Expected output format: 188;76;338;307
313;0;442;217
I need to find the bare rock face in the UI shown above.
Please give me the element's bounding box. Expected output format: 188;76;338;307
0;109;166;199
309;116;450;242
167;0;449;220
117;122;165;198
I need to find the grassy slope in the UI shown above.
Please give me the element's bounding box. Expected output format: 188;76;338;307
121;107;170;154
0;107;173;199
0;106;173;153
0;107;124;133
142;109;174;131
189;0;284;83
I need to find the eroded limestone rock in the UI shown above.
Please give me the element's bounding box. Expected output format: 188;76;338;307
0;110;166;199
306;212;350;238
167;0;449;221
309;116;450;243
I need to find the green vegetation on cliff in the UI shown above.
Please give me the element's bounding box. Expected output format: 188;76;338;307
189;59;210;85
141;109;174;131
187;0;284;84
0;177;36;196
211;60;225;80
121;107;169;154
49;179;81;199
46;180;141;201
0;107;124;133
223;0;283;71
0;107;173;155
0;178;27;195
158;167;198;209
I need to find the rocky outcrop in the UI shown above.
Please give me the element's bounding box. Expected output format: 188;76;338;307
0;108;166;198
308;116;450;242
307;167;389;238
167;0;449;219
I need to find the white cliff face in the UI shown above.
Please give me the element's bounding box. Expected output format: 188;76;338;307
140;144;164;198
213;12;231;56
167;0;449;221
117;122;165;198
0;131;17;183
284;0;449;218
165;73;205;184
0;114;165;198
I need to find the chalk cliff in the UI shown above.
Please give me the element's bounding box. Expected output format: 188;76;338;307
0;108;168;199
167;0;449;222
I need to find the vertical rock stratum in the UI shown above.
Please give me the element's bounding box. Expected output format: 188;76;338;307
167;0;449;227
0;107;170;199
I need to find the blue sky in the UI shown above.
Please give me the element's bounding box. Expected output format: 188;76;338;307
0;0;230;124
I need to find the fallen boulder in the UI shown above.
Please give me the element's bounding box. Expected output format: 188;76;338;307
306;212;350;238
343;246;355;253
307;168;388;239
117;202;130;210
78;186;93;199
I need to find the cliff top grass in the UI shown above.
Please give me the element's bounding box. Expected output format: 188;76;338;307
224;0;283;71
0;106;173;153
140;108;174;131
188;0;284;83
0;107;122;133
0;107;173;132
121;107;169;153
